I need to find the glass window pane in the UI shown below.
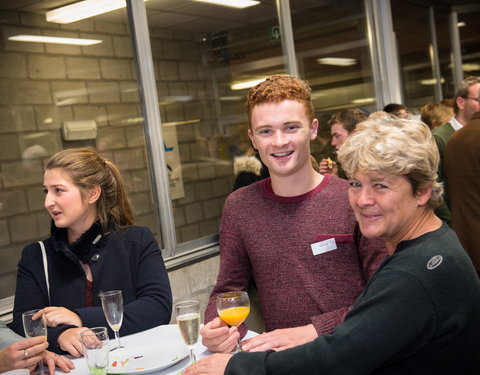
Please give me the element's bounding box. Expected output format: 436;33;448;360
144;0;284;250
0;2;162;299
458;8;480;79
290;0;375;161
391;0;436;109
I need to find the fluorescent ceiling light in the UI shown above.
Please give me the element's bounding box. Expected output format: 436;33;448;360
231;78;266;90
220;96;243;101
317;57;357;66
192;0;260;9
46;0;146;24
351;97;375;104
311;91;326;99
457;21;466;27
463;63;480;72
8;34;101;46
420;78;445;85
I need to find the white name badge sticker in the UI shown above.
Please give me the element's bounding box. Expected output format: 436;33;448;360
311;238;337;256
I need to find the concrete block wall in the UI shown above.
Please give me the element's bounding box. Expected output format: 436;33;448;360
0;9;240;303
168;256;220;323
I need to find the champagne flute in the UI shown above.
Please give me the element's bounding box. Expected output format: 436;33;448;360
175;300;200;364
81;327;110;375
216;291;250;353
100;290;124;349
22;309;48;375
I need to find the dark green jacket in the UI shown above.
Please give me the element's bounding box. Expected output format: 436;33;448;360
432;122;455;225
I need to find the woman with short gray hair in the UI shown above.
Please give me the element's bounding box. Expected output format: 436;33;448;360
185;113;480;375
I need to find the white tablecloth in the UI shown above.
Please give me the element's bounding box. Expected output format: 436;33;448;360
57;324;256;375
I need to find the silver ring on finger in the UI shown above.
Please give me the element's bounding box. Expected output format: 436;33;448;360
24;350;29;359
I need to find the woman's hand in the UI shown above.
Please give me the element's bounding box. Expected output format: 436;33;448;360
34;307;82;327
0;337;47;373
57;327;87;357
183;353;233;375
43;350;75;374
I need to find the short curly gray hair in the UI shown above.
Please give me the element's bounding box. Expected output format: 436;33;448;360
337;113;443;209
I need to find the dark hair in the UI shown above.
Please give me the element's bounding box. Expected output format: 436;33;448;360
327;108;367;133
45;148;135;232
382;103;407;117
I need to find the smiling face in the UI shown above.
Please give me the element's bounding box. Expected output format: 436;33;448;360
330;122;350;150
348;171;431;252
43;168;99;242
248;99;318;181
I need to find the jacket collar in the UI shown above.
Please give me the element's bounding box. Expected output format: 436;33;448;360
50;221;109;264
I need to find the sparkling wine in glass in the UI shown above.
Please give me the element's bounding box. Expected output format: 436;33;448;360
216;291;250;353
100;290;124;349
81;327;110;375
22;309;48;375
175;300;200;364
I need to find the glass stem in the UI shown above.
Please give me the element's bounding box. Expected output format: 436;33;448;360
114;330;121;349
189;347;197;364
233;339;242;353
37;358;47;375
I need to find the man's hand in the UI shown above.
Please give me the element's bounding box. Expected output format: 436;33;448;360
241;324;317;352
57;327;87;357
319;158;338;175
200;317;240;353
34;307;82;327
183;353;233;375
43;350;75;374
0;337;47;373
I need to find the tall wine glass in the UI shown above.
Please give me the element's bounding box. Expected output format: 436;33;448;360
81;327;110;375
100;290;124;349
216;291;250;353
22;309;48;375
175;300;200;364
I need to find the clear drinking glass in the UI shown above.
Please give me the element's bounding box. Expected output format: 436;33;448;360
81;327;110;375
175;300;200;364
100;290;124;349
216;291;250;353
22;309;48;375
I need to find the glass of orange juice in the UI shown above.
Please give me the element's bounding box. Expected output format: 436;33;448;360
216;291;250;353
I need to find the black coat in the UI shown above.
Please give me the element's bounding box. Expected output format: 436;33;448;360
10;223;172;353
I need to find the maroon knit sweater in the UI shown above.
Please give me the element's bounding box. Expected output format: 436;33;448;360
205;174;387;336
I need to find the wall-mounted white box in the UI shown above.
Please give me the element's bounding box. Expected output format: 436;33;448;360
62;120;97;140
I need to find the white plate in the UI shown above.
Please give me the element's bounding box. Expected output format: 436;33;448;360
108;342;188;374
1;370;29;375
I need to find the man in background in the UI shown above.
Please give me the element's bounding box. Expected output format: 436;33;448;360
318;108;367;178
433;76;480;225
445;89;480;277
382;103;409;118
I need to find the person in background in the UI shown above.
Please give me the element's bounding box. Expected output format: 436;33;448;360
318;108;367;177
199;75;386;354
432;76;480;225
1;320;73;374
382;102;409;118
420;101;453;130
185;113;480;375
445;94;480;277
11;148;172;357
232;150;269;191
